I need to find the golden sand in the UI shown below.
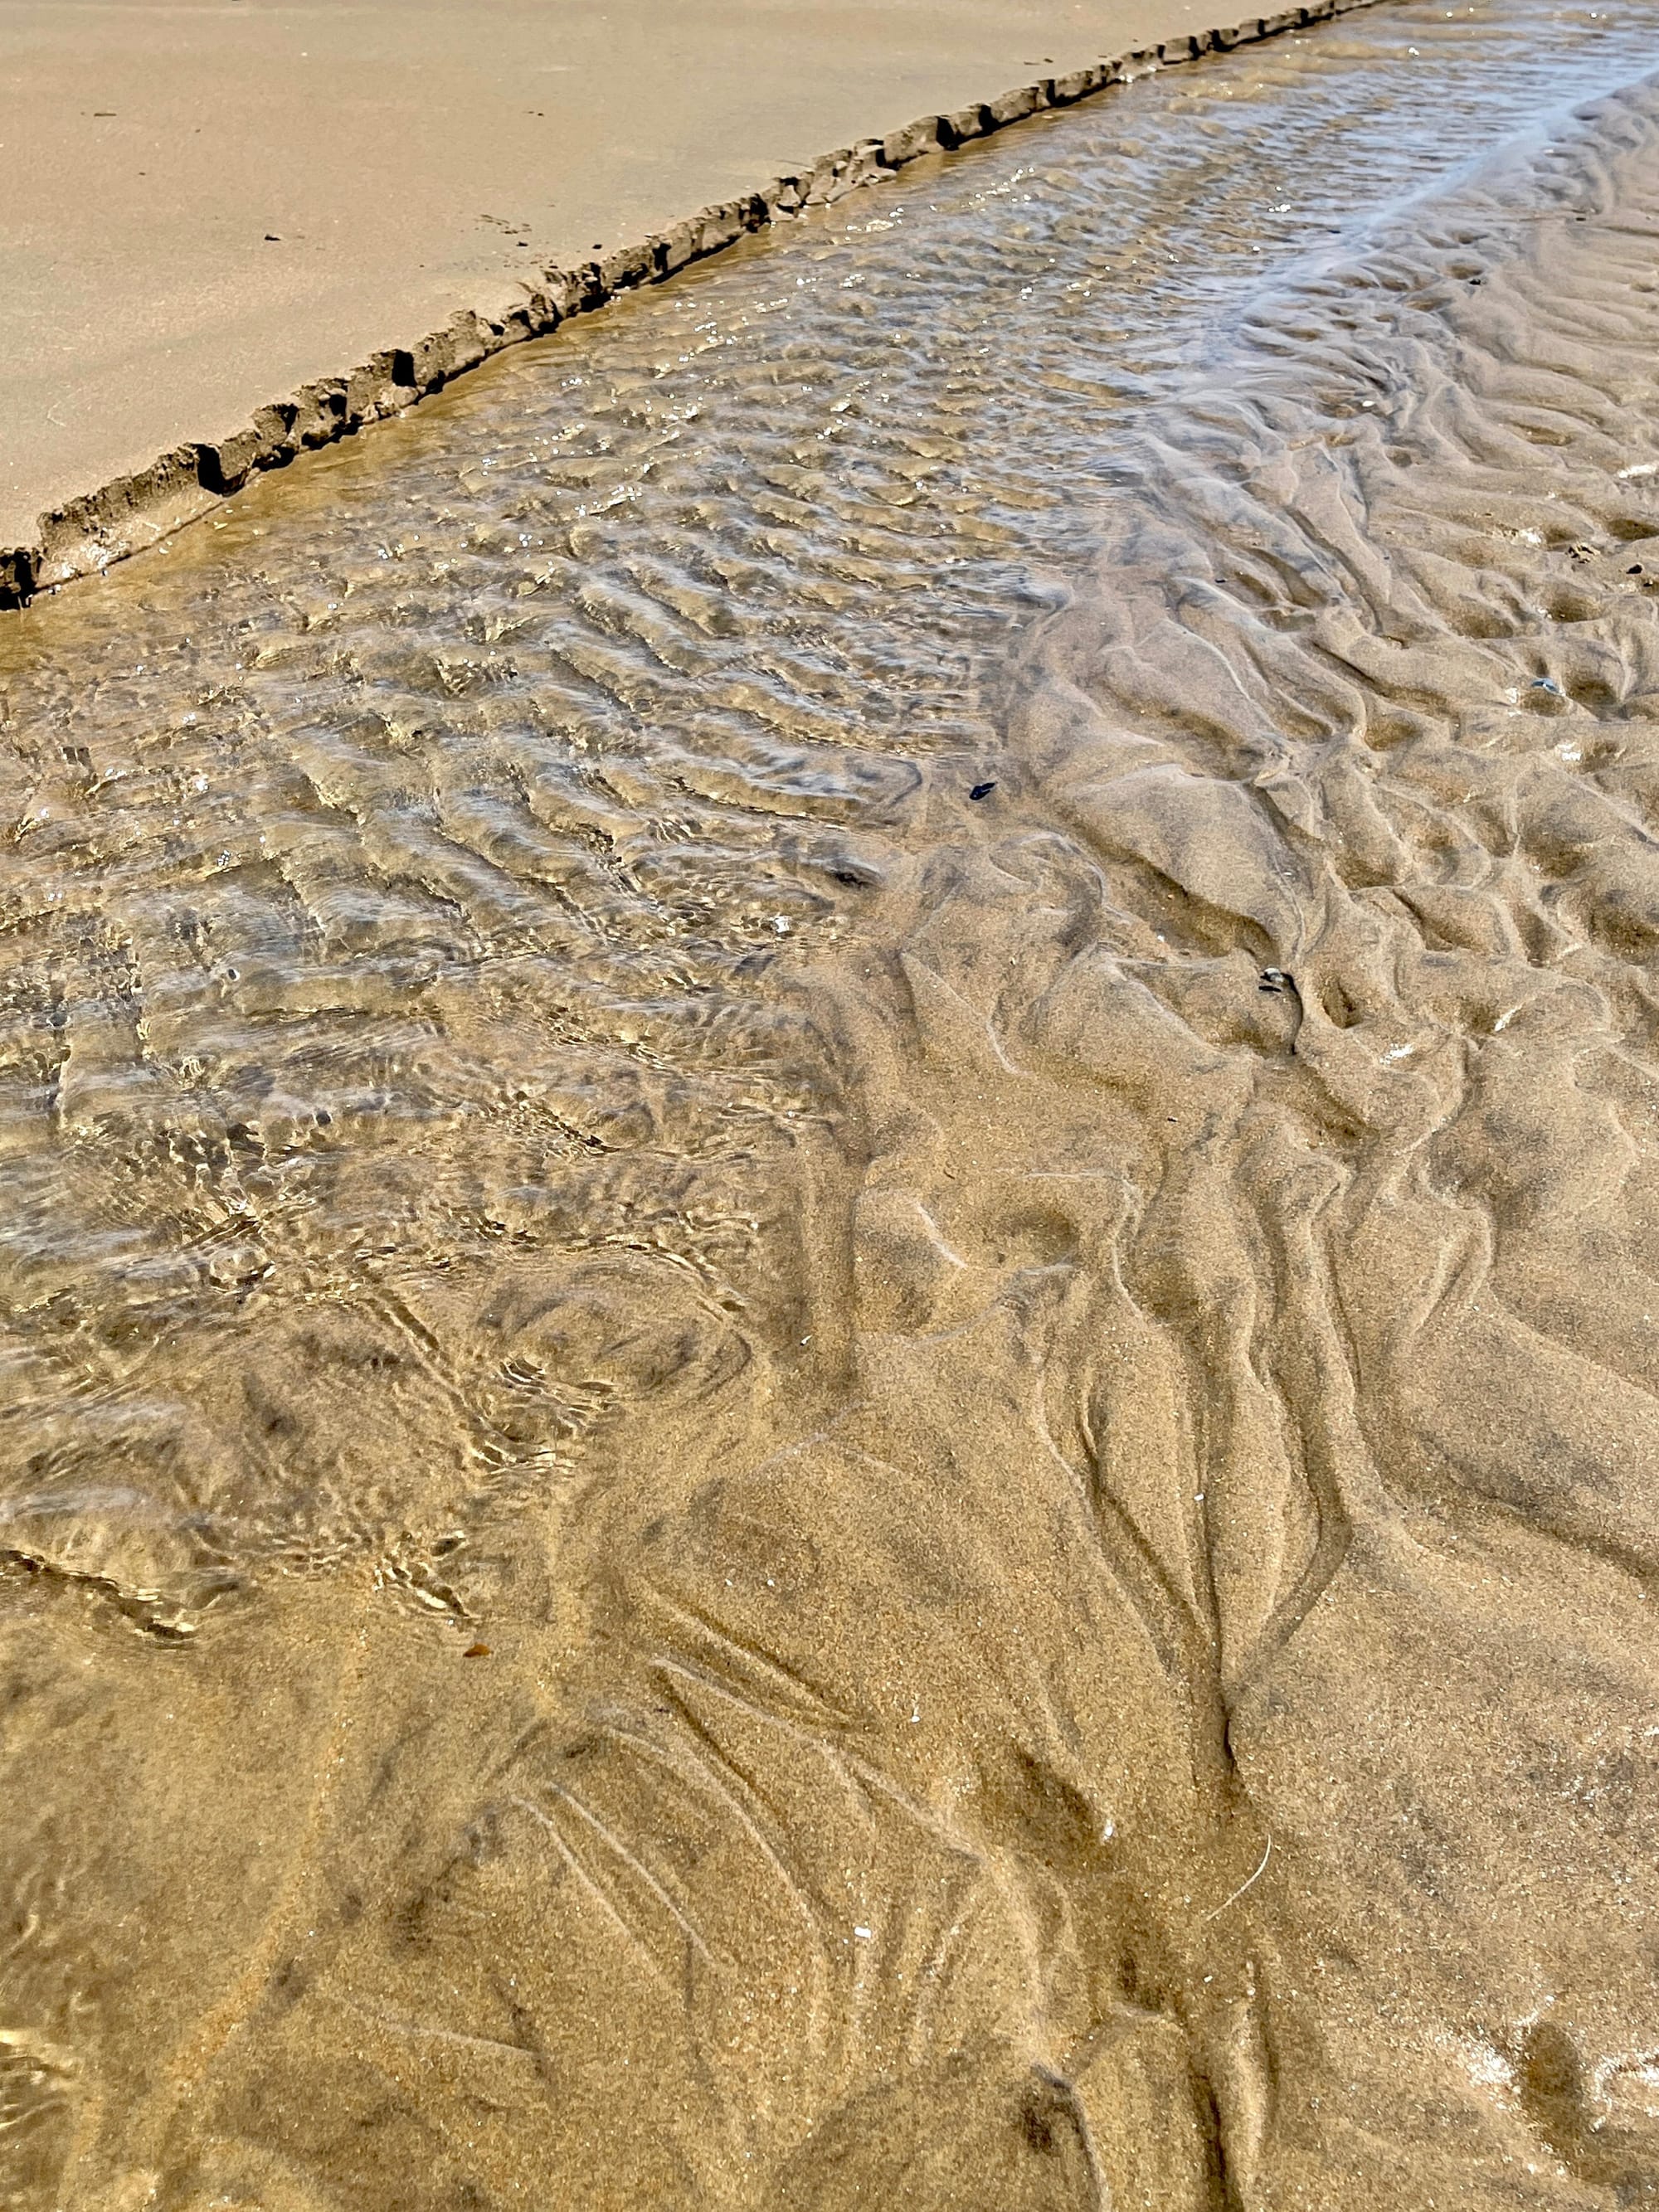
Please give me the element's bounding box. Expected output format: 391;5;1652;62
5;3;1659;2202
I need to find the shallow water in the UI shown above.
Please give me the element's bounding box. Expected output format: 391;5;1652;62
7;2;1659;2204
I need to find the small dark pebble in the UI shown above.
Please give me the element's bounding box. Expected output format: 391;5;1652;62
463;1641;491;1659
970;780;997;801
1630;565;1645;576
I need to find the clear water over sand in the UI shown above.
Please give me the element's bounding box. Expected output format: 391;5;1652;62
7;3;1659;2202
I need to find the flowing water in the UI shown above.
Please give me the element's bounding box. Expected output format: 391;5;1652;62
7;2;1659;2203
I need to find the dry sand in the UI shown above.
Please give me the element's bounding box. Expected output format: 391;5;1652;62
6;0;1659;2205
2;0;1366;600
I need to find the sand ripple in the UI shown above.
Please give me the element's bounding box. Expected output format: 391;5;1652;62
6;4;1659;2205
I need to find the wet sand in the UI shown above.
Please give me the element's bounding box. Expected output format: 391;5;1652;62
0;0;1357;605
6;0;1659;2204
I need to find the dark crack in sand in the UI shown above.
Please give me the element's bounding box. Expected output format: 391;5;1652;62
7;3;1659;2205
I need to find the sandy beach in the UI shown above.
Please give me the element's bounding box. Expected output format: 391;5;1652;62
7;0;1659;2203
2;0;1358;601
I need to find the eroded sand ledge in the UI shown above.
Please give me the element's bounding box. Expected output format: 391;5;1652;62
0;0;1383;605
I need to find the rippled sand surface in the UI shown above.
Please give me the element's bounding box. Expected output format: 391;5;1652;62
9;4;1659;2204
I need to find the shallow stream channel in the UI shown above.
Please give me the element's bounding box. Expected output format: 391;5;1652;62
7;2;1659;2203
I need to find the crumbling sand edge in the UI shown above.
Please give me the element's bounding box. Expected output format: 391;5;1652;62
0;0;1381;609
